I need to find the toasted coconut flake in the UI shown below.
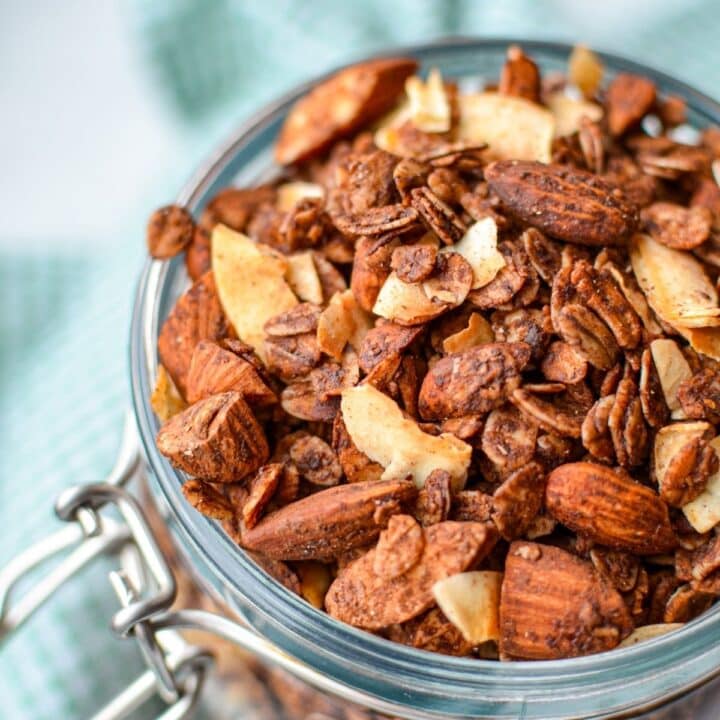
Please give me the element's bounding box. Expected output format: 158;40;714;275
373;254;472;326
212;225;298;362
442;217;506;290
650;339;693;411
568;45;604;99
432;571;502;644
680;326;720;361
546;92;603;138
341;384;472;490
442;313;494;354
317;289;373;360
457;92;555;163
150;364;187;422
683;436;720;532
406;69;451;133
630;233;720;329
285;251;323;305
618;623;683;647
276;181;325;212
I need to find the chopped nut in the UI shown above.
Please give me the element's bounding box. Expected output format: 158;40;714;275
243;463;283;529
156;392;269;483
678;369;720;423
182;479;235;522
491;462;545;539
147;204;195;259
499;45;540;103
606;73;656;136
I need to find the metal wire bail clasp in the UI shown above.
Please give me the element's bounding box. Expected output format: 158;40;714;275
0;414;213;720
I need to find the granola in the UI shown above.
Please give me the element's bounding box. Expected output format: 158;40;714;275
148;44;720;661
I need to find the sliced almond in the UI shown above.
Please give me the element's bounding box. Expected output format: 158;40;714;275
683;436;720;532
618;623;683;648
212;225;298;362
151;364;187;422
546;92;603;138
405;68;451;133
442;217;506;290
341;384;472;490
630;233;720;329
317;289;373;361
650;339;693;411
276;181;325;212
285;251;323;305
457;92;555;163
568;45;604;99
432;571;502;644
442;313;494;354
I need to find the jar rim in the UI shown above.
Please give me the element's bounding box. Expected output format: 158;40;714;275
130;37;720;718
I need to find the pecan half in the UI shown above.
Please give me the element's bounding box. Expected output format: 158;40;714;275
240;479;417;561
485;161;638;246
325;521;494;629
410;187;467;245
678;369;720;424
156;392;269;483
660;435;718;507
419;343;531;420
641;202;712;250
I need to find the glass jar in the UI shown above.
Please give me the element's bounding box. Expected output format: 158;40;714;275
129;39;720;719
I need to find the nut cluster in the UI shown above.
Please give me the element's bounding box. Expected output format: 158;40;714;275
148;44;720;660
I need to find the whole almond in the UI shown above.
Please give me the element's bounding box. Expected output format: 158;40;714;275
484;161;638;246
499;541;633;659
275;57;417;165
156;391;269;483
545;462;676;554
240;479;417;561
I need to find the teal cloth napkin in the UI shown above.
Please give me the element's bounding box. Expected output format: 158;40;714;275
2;1;720;718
